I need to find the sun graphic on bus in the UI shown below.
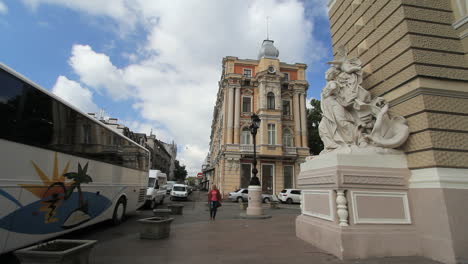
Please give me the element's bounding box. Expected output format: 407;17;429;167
20;154;72;224
0;153;112;234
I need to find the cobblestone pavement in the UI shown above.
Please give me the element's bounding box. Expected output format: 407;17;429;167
1;191;442;264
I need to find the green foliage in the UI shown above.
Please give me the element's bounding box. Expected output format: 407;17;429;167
173;160;188;182
307;98;324;155
186;177;196;186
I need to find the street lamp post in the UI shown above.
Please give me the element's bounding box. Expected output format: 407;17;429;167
249;113;261;186
246;113;264;216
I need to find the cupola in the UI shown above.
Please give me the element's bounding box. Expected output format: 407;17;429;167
258;39;279;60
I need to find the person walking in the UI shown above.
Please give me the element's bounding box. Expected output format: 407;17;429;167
208;184;222;220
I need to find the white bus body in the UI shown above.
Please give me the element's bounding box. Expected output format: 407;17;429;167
0;63;149;254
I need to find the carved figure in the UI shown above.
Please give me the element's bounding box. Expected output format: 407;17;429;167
319;47;409;154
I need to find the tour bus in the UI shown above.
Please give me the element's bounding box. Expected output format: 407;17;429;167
0;63;150;254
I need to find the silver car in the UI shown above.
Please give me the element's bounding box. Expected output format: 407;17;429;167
228;188;273;203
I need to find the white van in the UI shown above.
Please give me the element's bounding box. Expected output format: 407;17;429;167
145;170;167;208
170;184;189;200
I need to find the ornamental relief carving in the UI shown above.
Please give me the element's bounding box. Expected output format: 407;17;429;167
299;175;335;185
282;91;293;98
342;175;405;186
242;88;253;96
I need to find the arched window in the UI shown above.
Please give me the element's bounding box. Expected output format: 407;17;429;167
241;127;251;145
267;92;275;109
283;128;293;147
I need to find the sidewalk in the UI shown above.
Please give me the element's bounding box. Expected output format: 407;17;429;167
75;196;439;264
1;192;442;264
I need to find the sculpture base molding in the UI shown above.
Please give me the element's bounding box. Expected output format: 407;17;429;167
246;185;263;216
296;152;419;260
296;215;419;259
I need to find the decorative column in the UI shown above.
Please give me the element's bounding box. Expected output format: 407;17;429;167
233;87;241;144
336;190;349;227
293;91;302;147
299;92;308;148
227;86;234;144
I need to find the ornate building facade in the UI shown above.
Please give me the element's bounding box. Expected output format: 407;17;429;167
207;39;309;197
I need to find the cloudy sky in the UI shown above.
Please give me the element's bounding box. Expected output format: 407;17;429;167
0;0;332;175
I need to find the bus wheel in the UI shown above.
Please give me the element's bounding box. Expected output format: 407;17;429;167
112;197;126;225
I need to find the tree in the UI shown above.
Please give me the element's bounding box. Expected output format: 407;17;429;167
186;177;196;186
173;160;188;182
307;98;324;155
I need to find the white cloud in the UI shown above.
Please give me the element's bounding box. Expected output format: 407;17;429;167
69;45;131;100
22;0;137;31
52;76;99;114
0;1;8;14
26;0;327;175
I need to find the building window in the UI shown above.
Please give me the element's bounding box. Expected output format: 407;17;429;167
242;96;252;113
268;124;276;145
241;127;251;145
283;128;293;147
282;100;291;116
83;124;91;144
243;68;252;78
267;92;275;110
283;72;289;81
283;165;294;189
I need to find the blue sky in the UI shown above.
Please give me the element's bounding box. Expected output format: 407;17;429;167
0;0;333;174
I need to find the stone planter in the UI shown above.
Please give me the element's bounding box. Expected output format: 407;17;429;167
14;239;97;264
153;209;171;217
138;217;174;240
168;204;184;215
240;202;248;210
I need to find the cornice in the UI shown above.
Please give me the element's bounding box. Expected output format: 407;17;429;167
389;87;468;107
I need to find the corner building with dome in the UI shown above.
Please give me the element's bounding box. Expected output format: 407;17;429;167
205;39;310;197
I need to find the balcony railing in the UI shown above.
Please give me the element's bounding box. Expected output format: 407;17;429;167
240;144;254;152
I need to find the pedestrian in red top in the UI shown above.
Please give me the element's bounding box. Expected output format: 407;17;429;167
208;184;222;220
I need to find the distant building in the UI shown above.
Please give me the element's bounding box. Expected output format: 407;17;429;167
147;134;172;176
207;39;309;197
161;141;177;180
95;115;177;177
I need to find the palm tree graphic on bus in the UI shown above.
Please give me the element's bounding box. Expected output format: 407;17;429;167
0;154;112;234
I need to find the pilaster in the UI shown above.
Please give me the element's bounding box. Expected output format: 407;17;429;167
233;87;241;144
299;92;308;148
227;86;234;144
293;91;302;147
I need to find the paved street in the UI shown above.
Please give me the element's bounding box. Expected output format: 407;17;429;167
1;191;441;264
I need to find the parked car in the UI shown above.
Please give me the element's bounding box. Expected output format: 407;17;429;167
186;185;193;195
278;189;302;204
228;188;273;203
170;184;189;200
166;181;177;194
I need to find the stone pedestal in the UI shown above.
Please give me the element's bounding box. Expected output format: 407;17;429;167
138;217;174;240
296;152;418;260
246;185;263;216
